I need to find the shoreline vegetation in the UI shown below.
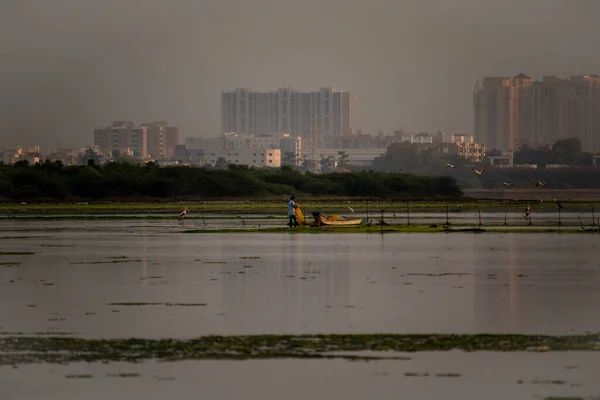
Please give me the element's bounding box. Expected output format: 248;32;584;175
1;333;599;365
0;162;461;201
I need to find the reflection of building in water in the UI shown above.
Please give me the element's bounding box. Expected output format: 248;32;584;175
473;235;521;331
216;236;352;330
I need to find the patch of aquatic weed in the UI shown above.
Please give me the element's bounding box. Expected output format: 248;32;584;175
406;273;472;277
107;302;207;307
0;262;22;267
65;374;93;379
0;251;36;256
107;373;140;378
70;259;144;265
1;333;600;366
543;397;587;400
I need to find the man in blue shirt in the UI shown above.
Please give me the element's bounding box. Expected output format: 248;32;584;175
288;196;299;227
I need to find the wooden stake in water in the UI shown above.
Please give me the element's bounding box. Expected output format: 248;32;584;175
504;213;508;226
366;199;369;224
406;200;410;226
558;204;562;226
478;209;482;228
592;204;596;227
445;203;450;227
380;209;384;233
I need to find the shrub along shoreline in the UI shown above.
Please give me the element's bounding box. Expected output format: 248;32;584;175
0;161;462;201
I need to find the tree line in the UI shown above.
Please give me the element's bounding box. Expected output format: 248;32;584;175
368;137;600;189
0;160;462;201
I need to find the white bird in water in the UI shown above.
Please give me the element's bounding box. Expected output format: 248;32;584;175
445;163;456;169
502;181;513;187
178;206;189;224
524;204;531;219
536;180;546;187
473;168;487;176
348;207;355;214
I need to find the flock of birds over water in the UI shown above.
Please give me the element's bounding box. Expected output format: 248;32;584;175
444;164;547;189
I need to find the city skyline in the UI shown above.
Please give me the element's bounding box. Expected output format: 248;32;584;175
221;87;354;137
2;0;600;149
474;73;600;153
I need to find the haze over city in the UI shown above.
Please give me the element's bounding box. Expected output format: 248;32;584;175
2;0;600;149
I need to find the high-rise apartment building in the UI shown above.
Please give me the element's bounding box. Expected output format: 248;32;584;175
94;121;148;158
474;74;600;152
142;121;180;160
221;87;354;137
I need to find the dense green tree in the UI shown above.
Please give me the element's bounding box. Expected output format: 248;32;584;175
0;162;464;200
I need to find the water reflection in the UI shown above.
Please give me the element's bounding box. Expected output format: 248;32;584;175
0;223;599;337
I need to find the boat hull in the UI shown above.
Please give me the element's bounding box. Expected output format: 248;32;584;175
312;212;364;227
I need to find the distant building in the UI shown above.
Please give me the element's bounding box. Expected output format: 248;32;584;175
398;132;434;145
319;148;387;167
1;145;41;164
438;134;486;162
221;87;354;137
488;151;515;167
94;121;148;158
141;121;179;160
474;73;600;153
216;132;302;166
185;137;223;152
205;148;281;168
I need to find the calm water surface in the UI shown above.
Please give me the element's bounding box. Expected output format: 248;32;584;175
1;220;599;399
1;221;599;337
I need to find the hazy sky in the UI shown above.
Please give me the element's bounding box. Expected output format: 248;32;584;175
2;0;600;149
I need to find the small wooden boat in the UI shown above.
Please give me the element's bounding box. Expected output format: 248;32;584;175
312;212;364;227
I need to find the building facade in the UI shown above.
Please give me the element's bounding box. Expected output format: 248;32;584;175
438;134;486;162
205;148;281;168
221;87;354;137
474;74;600;153
94;121;148;158
142;121;179;160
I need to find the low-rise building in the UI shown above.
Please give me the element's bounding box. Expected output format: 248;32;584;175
488;151;515;167
94;121;148;158
1;145;41;164
205;148;281;168
319;148;387;167
142;121;179;160
439;134;486;162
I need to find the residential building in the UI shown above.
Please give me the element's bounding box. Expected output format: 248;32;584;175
205;148;281;168
219;132;302;165
438;134;486;162
185;137;223;152
530;75;600;153
488;151;515;167
473;73;533;152
221;87;354;137
474;73;600;153
94;121;148;158
1;145;41;164
142;121;179;160
319;148;387;167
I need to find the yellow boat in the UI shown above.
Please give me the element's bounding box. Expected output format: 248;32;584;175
311;212;364;227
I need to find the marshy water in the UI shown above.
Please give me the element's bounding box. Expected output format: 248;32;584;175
1;219;600;399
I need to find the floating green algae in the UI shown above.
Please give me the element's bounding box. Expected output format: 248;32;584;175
107;302;207;307
0;333;599;366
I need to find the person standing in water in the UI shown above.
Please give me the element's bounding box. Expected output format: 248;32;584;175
288;196;299;227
